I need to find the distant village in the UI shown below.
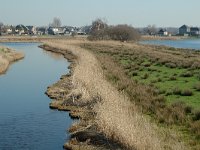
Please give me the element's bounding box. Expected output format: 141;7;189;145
138;24;200;37
0;24;91;36
0;23;199;37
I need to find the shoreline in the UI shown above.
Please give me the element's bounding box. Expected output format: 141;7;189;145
0;46;24;74
40;43;128;149
40;40;187;150
141;35;190;41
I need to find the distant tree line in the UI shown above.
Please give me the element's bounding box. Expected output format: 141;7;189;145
88;18;141;41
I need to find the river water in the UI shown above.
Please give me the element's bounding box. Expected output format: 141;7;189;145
141;38;200;50
0;43;72;150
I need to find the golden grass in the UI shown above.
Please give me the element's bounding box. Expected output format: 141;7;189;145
0;46;24;74
43;39;188;150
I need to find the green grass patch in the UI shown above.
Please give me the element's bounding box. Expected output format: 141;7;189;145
118;57;200;109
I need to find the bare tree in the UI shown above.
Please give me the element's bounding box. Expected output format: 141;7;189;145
51;17;62;27
91;18;107;32
88;18;108;40
145;24;157;35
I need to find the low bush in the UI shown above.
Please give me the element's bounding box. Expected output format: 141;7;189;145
88;30;109;41
88;23;141;42
184;105;192;114
181;89;193;96
143;62;151;67
193;110;200;121
169;76;177;81
132;71;138;76
107;25;141;42
180;71;193;77
173;87;182;95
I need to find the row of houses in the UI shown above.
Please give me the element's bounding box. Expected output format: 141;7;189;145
147;25;200;37
139;25;200;37
179;25;200;36
0;24;91;36
0;25;37;35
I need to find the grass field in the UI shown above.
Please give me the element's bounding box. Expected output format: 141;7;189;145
119;56;200;109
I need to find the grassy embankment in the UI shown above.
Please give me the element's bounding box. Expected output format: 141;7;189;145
81;41;200;149
0;46;24;74
41;39;187;150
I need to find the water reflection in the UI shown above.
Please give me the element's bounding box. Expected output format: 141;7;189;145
0;43;72;150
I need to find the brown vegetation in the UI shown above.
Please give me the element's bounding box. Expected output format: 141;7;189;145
42;39;187;150
88;19;140;41
0;46;24;74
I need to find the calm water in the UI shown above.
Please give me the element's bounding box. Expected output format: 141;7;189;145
0;43;72;150
141;38;200;50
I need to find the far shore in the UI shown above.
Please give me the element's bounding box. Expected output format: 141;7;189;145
141;35;191;40
0;46;24;74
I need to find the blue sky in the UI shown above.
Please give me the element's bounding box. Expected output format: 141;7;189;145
0;0;199;27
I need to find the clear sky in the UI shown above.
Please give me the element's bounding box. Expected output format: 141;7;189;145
0;0;199;27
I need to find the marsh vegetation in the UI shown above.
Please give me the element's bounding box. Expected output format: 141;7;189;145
81;41;200;149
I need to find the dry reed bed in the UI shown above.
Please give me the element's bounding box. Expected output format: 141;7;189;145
0;46;24;74
43;39;187;150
